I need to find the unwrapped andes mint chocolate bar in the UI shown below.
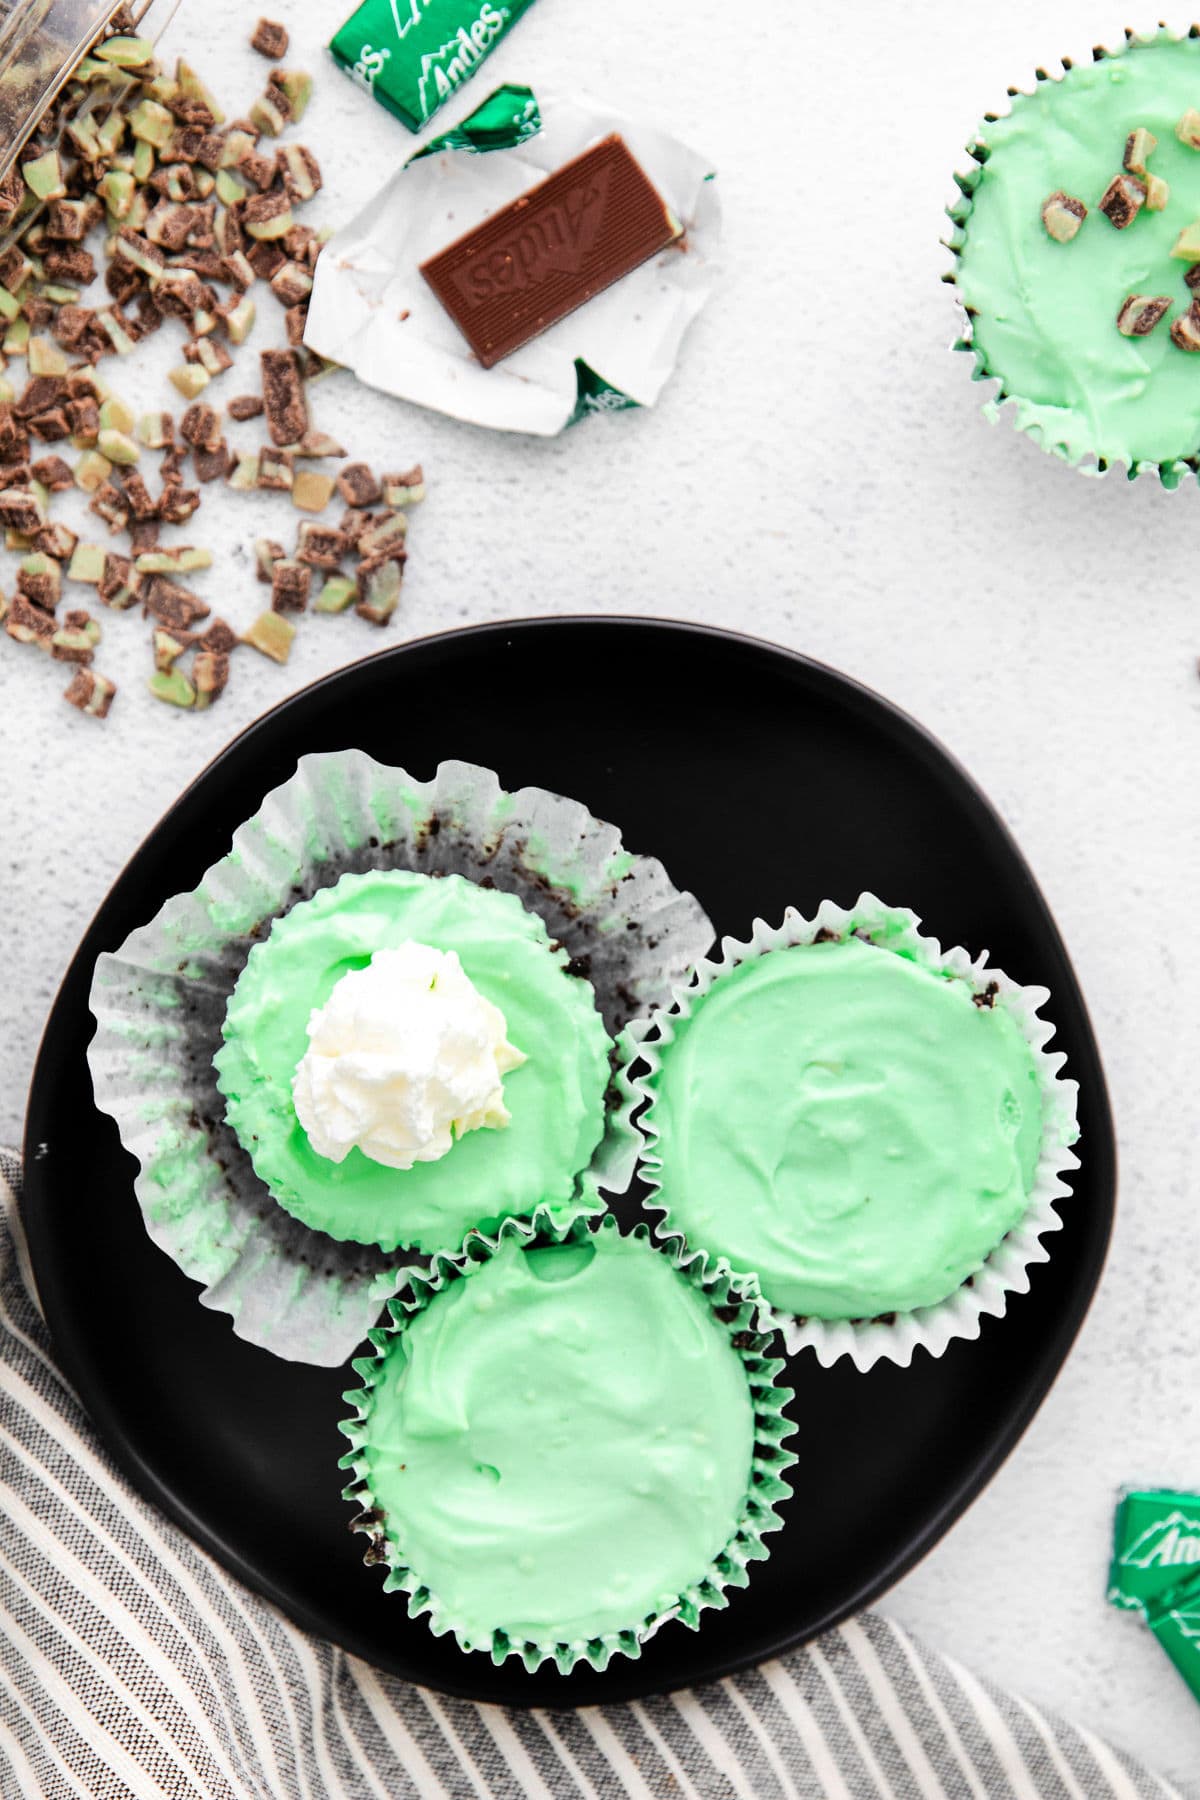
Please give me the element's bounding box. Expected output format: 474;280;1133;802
420;134;682;368
330;0;537;132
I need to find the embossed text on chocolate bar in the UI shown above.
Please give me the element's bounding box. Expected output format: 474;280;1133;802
419;133;681;368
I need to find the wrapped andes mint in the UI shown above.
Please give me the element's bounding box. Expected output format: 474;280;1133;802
304;85;720;435
1109;1488;1200;1618
330;0;537;133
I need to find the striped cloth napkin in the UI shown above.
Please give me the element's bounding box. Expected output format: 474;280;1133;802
0;1147;1184;1800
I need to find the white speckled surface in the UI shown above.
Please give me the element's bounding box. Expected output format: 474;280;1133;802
2;0;1199;1783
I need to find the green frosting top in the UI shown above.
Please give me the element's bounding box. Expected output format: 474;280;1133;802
955;37;1200;467
645;937;1044;1320
215;870;612;1253
359;1229;756;1648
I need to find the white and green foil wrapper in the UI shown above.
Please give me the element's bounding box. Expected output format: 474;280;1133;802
330;0;537;134
87;752;713;1367
304;85;721;434
620;894;1081;1373
339;1209;797;1674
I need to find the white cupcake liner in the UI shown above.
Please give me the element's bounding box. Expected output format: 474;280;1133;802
88;752;714;1366
944;24;1200;486
339;1207;797;1674
620;893;1081;1372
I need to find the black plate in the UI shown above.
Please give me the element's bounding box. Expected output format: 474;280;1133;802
22;618;1116;1705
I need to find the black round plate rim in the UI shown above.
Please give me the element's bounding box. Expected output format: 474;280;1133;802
20;615;1117;1704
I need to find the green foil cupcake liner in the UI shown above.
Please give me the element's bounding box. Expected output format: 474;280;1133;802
621;893;1081;1372
945;23;1200;486
87;752;713;1367
339;1208;796;1674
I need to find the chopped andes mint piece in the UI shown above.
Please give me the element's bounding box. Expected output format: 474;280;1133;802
227;394;263;421
1124;127;1157;174
257;444;294;490
254;537;284;580
68;543;106;584
197;617;237;654
136;545;212;574
250;90;290;138
1146;173;1170;212
270;261;313;307
242;608;294;661
99;396;136;437
1172;221;1200;260
28;409;71;444
261;348;308;445
98;553;137;609
17;554;62;610
272;69;312;122
186;337;234;377
284;302;309;345
244;191;294;241
278;144;321;203
221;252;256;292
98;427;139;466
221;297;257;344
193;441;231;482
16;375;68;420
382;465;425;506
137;411;175;449
1186;264;1200;292
5;594;55;647
158;484;201;523
1178;109;1200;149
170;364;210;399
75;452;113;494
67;398;100;443
271;558;311;612
0;487;44;531
153;626;190;670
239;148;278;192
251;17;289;58
339;507;373;548
31;455;72;491
28;338;68;377
355;555;403;625
22;149;66;203
180;402;222;450
358;512;408;559
314;574;356;614
227;449;260;490
192;648;229;709
63;668;115;718
63;608;100;642
149;668;197;707
35;522;77;562
120;469;158;519
130;519;160;553
1172;305;1200;351
50;621;95;663
336;462;380;507
247;239;287;281
90;482;131;532
296;522;346;568
292;469;334;512
139;575;209;629
1116;295;1173;337
1098;174;1146;229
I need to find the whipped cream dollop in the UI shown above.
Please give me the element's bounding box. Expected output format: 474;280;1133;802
292;941;526;1170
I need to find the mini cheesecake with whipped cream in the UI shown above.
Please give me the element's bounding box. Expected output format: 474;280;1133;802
214;869;612;1253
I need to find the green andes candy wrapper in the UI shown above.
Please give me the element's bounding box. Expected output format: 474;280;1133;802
330;0;538;133
1146;1563;1200;1703
1108;1489;1200;1617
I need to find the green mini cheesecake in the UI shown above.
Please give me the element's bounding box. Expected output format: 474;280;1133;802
951;32;1200;473
214;869;612;1253
341;1216;795;1669
639;933;1047;1322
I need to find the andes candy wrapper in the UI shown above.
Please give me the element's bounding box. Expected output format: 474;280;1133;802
330;0;537;133
1109;1489;1200;1618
